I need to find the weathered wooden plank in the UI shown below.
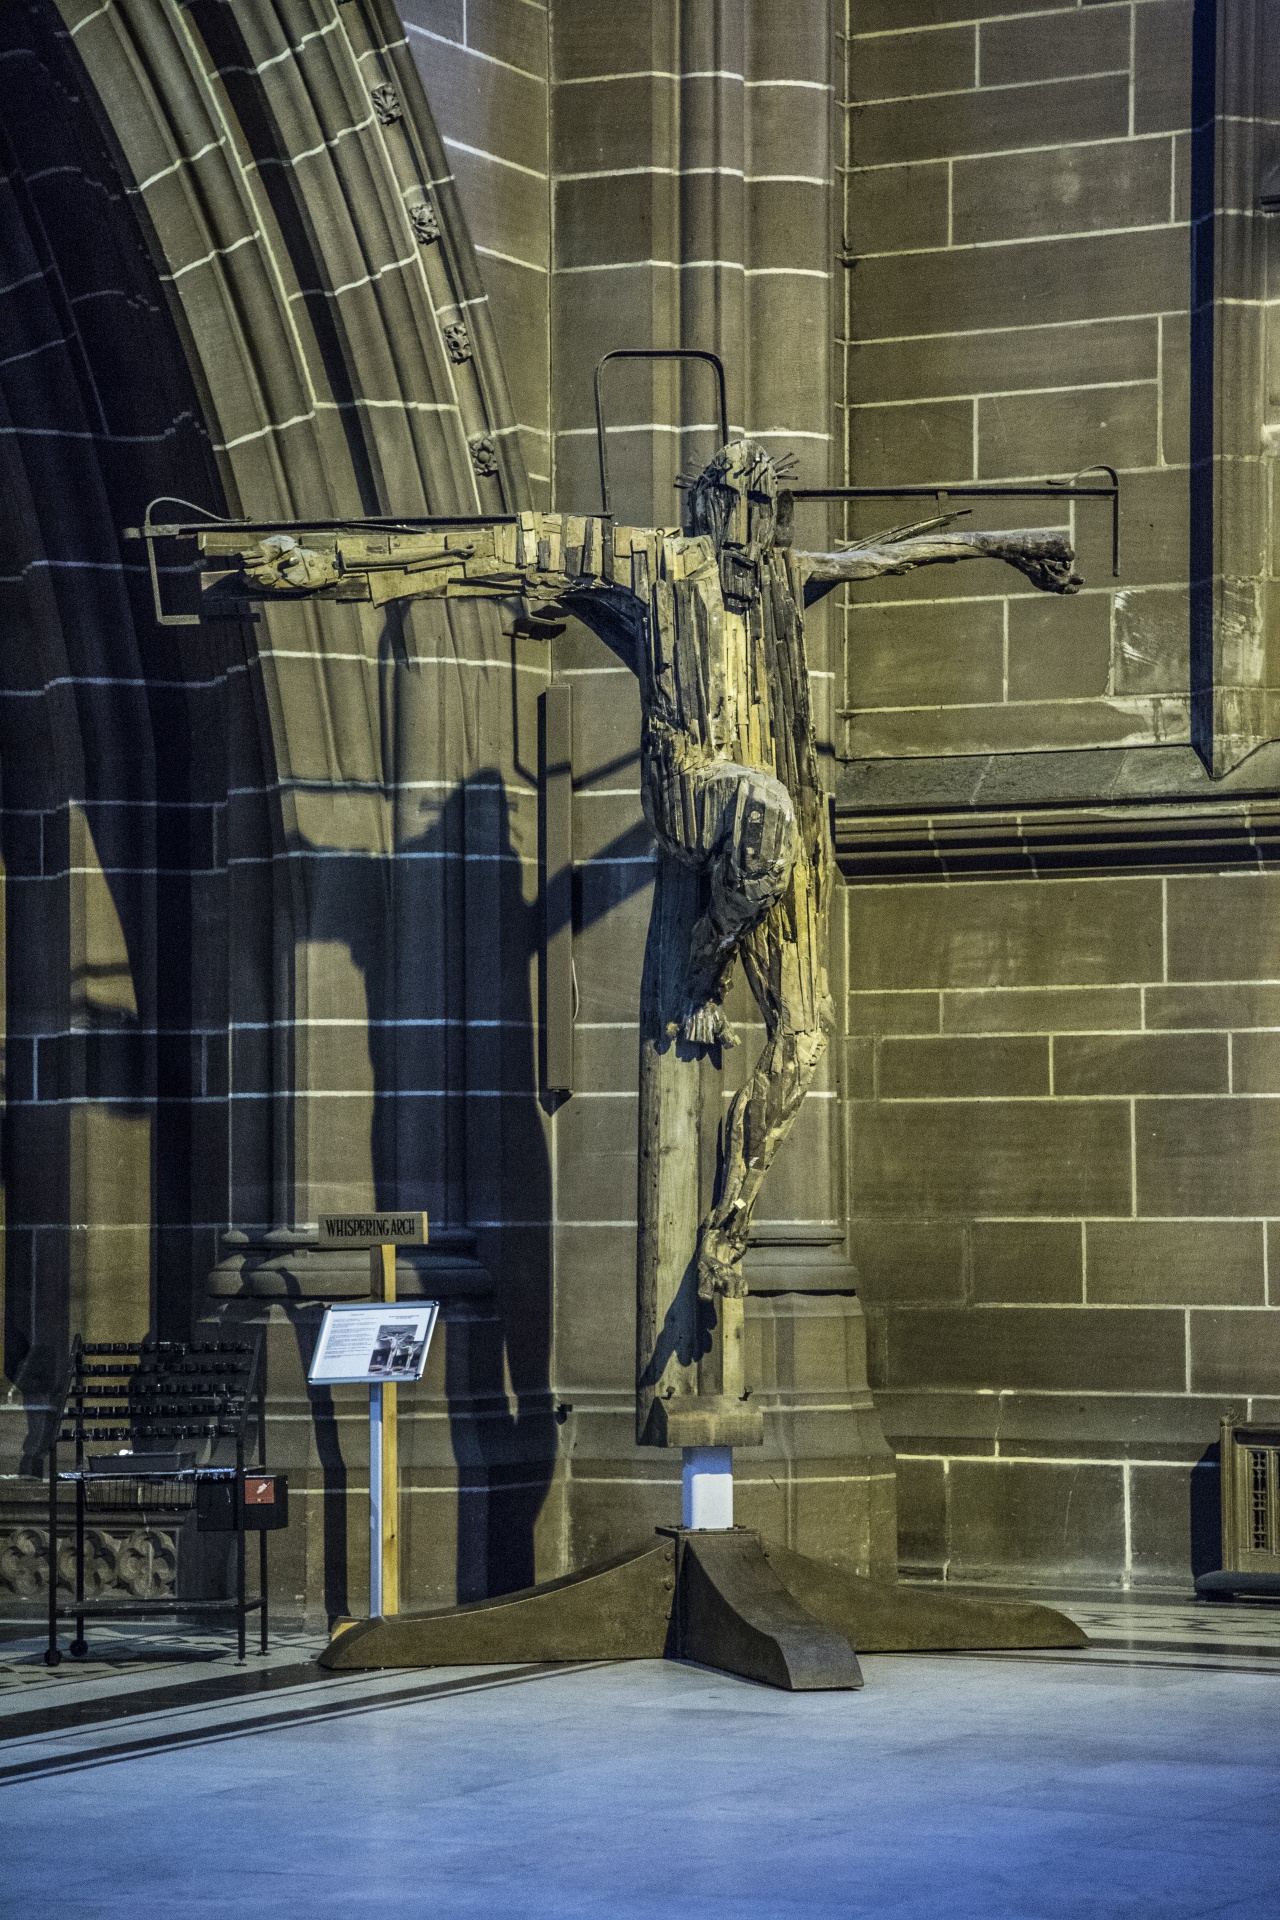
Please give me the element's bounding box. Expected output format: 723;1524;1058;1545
192;448;1083;1447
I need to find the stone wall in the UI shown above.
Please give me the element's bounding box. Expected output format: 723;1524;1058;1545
401;0;553;505
1;0;898;1624
839;0;1194;761
845;867;1280;1588
837;0;1280;1589
3;0;1272;1614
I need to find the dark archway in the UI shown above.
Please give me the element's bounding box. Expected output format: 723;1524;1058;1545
0;5;270;1452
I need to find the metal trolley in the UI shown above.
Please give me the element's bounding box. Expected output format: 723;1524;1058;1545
46;1334;284;1666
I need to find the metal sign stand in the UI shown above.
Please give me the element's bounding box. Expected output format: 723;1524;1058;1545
369;1242;398;1618
312;1211;429;1621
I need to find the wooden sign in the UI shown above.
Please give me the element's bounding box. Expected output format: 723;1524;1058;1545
316;1212;427;1248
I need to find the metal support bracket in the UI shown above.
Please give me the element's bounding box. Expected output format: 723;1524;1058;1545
594;348;729;517
123;498;524;626
539;685;574;1097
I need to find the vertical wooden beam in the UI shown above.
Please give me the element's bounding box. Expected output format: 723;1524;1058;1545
540;685;574;1095
636;856;704;1442
699;1295;745;1404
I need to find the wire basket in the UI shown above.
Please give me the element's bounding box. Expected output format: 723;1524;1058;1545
80;1453;197;1516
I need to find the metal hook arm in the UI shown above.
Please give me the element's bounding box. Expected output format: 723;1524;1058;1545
593;349;729;516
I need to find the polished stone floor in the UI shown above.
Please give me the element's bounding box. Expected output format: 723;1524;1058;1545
2;1595;1279;1918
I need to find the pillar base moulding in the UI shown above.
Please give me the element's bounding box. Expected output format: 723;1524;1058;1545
208;1226;492;1300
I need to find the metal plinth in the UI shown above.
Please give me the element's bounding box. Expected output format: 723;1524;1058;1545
761;1543;1089;1652
318;1533;1087;1689
674;1529;863;1690
320;1542;676;1669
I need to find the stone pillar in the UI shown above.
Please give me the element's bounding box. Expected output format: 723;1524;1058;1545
548;0;896;1576
1189;0;1280;774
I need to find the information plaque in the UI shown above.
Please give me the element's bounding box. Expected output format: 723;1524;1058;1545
309;1302;439;1386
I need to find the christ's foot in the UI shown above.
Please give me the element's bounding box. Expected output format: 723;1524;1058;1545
697;1230;746;1300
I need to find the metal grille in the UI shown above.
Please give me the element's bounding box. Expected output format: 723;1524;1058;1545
1249;1449;1272;1552
1220;1422;1280;1573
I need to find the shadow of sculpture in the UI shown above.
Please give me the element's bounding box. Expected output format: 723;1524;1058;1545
297;772;558;1601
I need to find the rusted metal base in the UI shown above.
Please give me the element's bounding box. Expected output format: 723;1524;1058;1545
318;1531;1087;1684
761;1542;1089;1652
319;1541;676;1669
674;1530;864;1690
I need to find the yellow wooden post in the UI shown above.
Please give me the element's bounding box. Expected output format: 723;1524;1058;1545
373;1242;399;1616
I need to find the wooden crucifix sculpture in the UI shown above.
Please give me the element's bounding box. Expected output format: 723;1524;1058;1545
192;442;1082;1458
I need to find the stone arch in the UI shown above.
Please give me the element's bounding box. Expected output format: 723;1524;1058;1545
4;4;549;1588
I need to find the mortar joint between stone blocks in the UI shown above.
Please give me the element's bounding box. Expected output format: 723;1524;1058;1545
1129;1099;1137;1217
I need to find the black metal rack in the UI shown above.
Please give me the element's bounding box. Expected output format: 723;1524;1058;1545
46;1334;276;1666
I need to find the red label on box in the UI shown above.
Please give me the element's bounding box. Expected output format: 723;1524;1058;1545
245;1478;275;1505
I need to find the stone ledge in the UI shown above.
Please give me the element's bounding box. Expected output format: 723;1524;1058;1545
208;1225;493;1299
836;795;1280;881
744;1225;858;1294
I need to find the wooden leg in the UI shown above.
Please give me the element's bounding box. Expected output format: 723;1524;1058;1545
259;1529;269;1655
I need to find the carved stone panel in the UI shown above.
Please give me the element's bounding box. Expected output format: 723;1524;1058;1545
0;1518;177;1601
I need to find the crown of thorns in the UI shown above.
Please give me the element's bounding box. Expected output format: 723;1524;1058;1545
674;444;798;490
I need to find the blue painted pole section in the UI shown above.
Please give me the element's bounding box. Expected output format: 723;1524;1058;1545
682;1447;734;1529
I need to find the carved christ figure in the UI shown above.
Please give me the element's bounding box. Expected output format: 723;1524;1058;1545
199;445;1080;1394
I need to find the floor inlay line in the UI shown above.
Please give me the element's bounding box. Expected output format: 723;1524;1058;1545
0;1659;326;1743
0;1661;609;1785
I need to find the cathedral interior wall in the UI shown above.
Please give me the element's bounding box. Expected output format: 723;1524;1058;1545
836;0;1280;1589
0;0;1273;1619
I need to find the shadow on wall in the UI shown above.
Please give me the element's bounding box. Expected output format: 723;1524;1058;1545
1190;1443;1222;1581
0;12;663;1600
296;773;551;1605
0;5;254;1464
294;764;656;1607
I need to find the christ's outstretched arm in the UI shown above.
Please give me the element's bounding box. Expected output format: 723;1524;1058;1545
798;526;1082;602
